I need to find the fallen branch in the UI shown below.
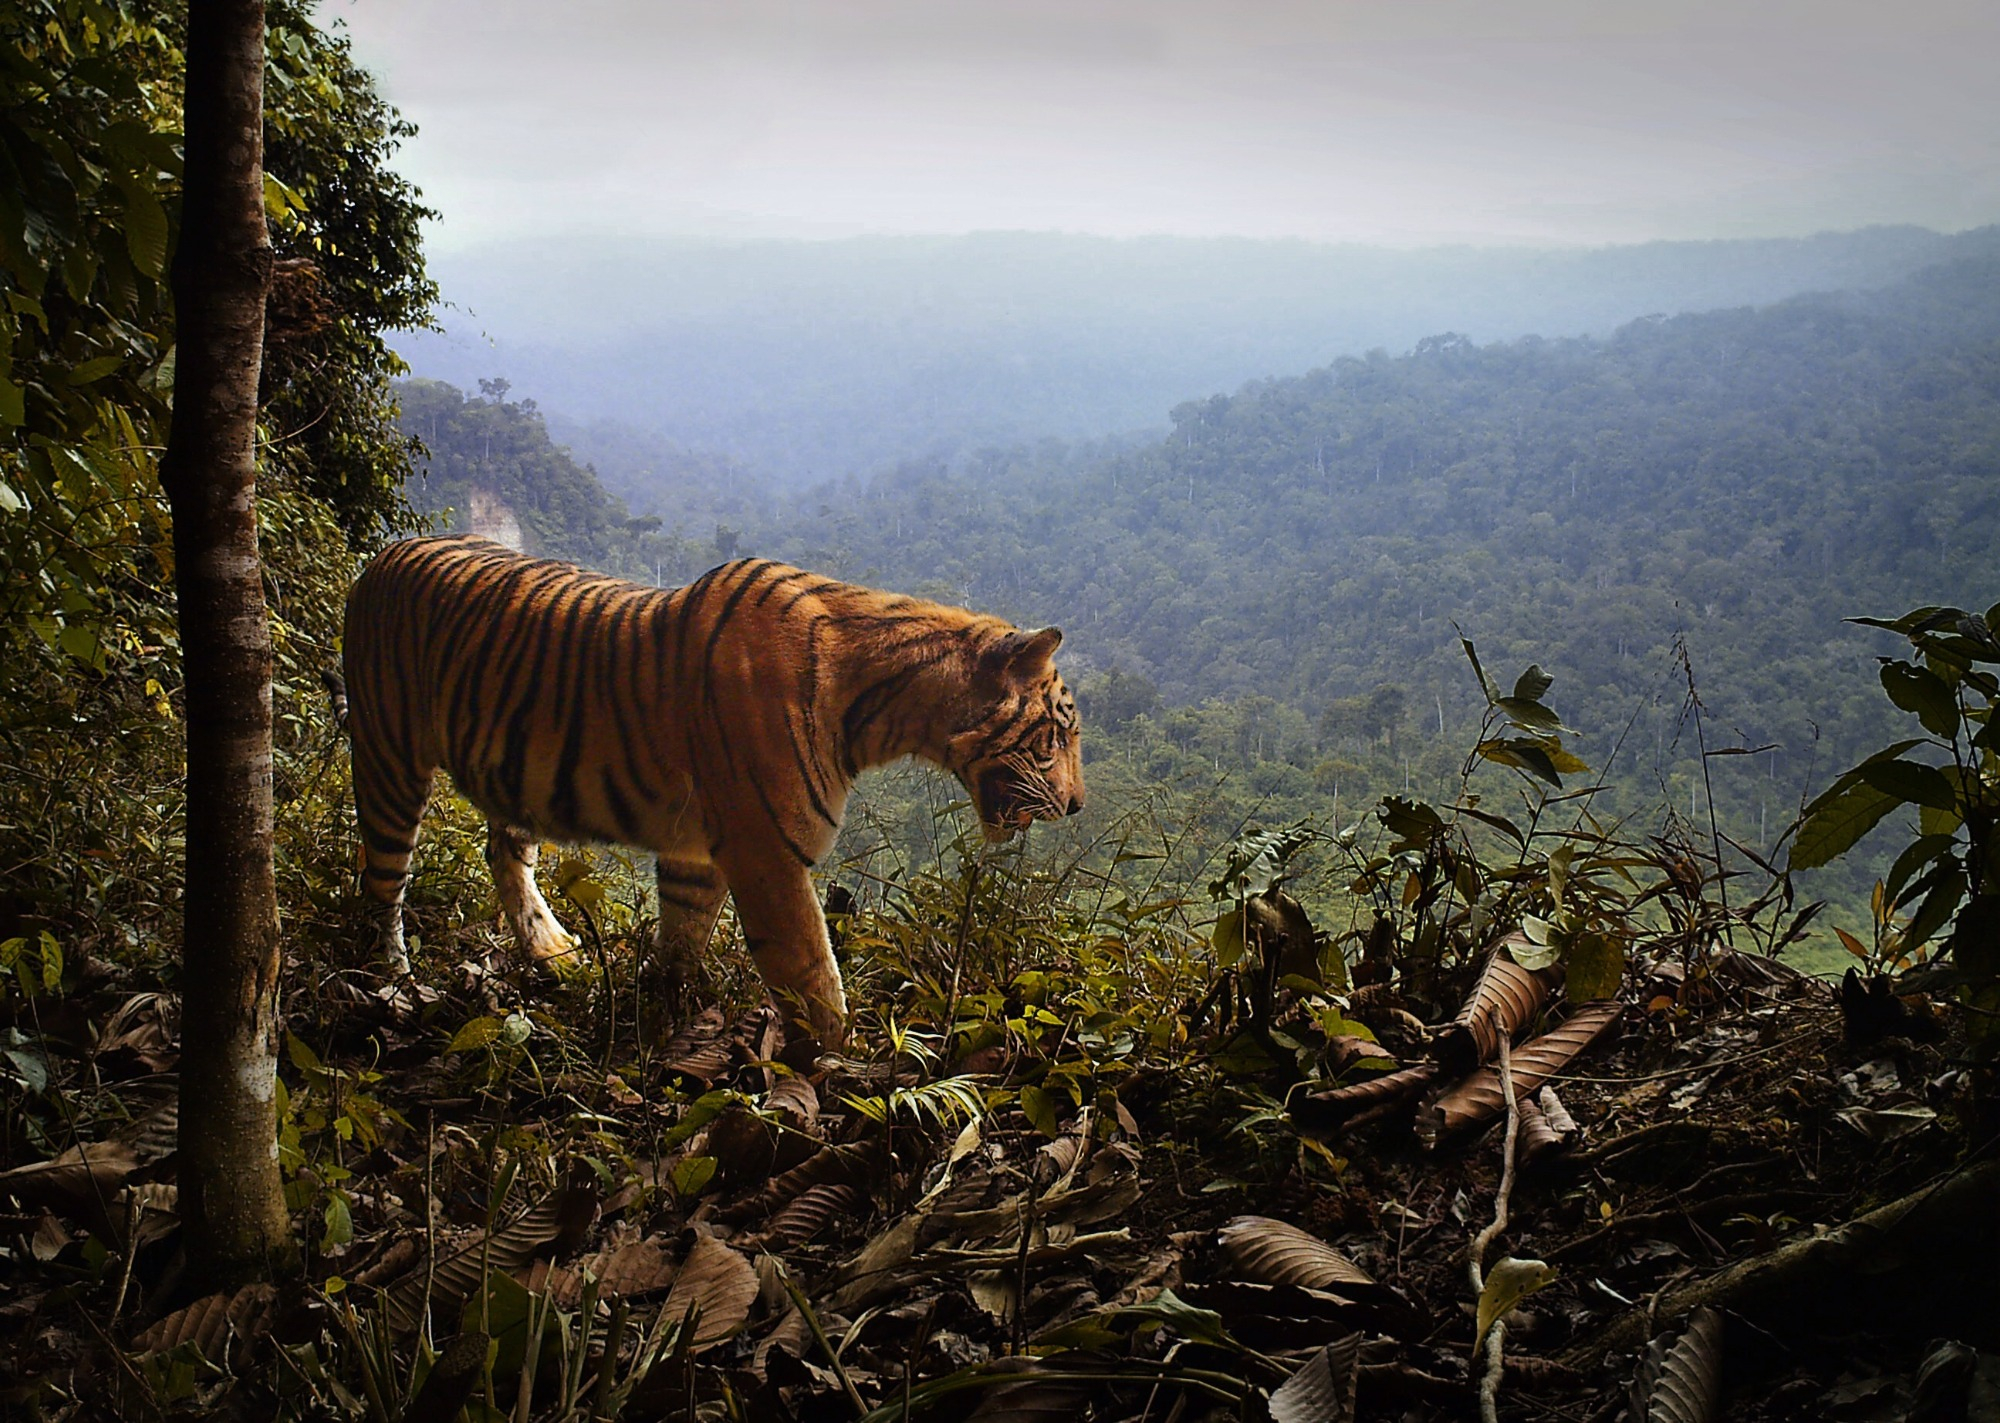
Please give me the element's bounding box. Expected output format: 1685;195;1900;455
1566;1155;2000;1369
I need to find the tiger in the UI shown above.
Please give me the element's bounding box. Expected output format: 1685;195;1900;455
340;535;1085;1046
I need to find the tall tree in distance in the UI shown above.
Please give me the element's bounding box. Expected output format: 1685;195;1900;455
160;0;296;1278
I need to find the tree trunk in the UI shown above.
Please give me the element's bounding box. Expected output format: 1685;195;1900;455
161;0;295;1282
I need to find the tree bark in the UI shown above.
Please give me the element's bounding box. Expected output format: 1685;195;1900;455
161;0;295;1282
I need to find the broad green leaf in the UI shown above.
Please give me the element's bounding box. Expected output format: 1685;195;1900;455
1885;835;1957;908
1212;908;1246;968
670;1154;717;1197
1921;803;1964;837
286;1033;325;1075
114;172;168;280
64;355;122;386
445;1016;501;1053
1565;933;1625;1001
1857;760;1959;814
1511;665;1554;703
1476;738;1563;787
1904;865;1966;947
1019;1083;1059;1137
1880;661;1960;738
1495;696;1564;732
0;375;22;432
1800;740;1924;817
322;1192;353;1248
1116;1288;1230;1347
1790;781;1901;870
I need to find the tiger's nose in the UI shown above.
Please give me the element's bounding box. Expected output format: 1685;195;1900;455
1066;792;1084;816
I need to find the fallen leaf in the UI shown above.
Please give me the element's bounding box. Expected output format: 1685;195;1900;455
1475;1257;1555;1349
1269;1333;1362;1423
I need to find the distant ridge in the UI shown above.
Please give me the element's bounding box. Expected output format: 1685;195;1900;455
397;226;1997;485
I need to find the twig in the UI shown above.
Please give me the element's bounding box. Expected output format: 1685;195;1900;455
1469;1035;1522;1423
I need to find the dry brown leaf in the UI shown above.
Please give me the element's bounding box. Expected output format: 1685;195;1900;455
1269;1333;1362;1423
94;993;179;1073
658;1007;733;1085
1432;938;1561;1073
662;1232;759;1350
752;1305;814;1373
1630;1307;1724;1423
1514;1092;1567;1164
1289;1064;1438;1132
1218;1216;1376;1295
758;1182;866;1252
1420;1000;1624;1144
962;1358;1094;1423
715;1142;882;1227
766;1072;819;1130
382;1193;571;1332
133;1284;277;1364
0;1139;141;1237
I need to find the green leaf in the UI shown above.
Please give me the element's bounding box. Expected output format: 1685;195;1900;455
286;1033;325;1075
1494;697;1564;733
1885;835;1957;908
64;355;122;386
114;172;168;281
1904;865;1966;948
1476;738;1563;787
1857;760;1959;814
322;1192;353;1248
1459;635;1498;703
0;375;22;433
670;1154;717;1197
1790;781;1901;871
1511;665;1554;703
1208;911;1240;967
446;1016;501;1053
1880;661;1960;738
1115;1288;1231;1347
1564;933;1624;1002
1019;1083;1059;1137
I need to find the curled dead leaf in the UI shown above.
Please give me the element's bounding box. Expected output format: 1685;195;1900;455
1432;937;1562;1074
1628;1307;1723;1423
1218;1216;1375;1295
133;1284;277;1365
662;1232;759;1350
1420;1001;1624;1145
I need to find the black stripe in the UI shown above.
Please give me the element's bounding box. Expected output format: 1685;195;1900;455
749;775;818;866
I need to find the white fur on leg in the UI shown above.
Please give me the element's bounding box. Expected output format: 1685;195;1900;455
369;898;412;976
491;839;580;968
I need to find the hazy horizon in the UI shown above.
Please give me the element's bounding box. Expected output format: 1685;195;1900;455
327;0;2000;253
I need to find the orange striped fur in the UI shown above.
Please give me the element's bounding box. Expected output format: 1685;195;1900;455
342;535;1084;1044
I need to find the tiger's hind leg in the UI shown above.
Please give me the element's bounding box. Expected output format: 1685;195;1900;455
353;741;434;975
653;853;729;1008
486;822;581;973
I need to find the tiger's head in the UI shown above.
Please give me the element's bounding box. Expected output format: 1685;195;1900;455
947;627;1085;842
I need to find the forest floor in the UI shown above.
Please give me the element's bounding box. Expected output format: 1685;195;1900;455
0;889;1989;1422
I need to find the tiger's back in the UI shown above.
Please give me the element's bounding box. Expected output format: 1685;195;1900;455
343;535;1085;1045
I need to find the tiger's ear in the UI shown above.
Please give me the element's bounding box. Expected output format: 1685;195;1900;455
981;627;1063;684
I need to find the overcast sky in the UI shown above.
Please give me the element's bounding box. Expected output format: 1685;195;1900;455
329;0;2000;253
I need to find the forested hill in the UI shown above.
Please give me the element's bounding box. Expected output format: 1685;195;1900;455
401;226;1992;483
676;251;2000;857
398;250;2000;891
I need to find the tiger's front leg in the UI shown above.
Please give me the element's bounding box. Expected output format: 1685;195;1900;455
715;850;848;1049
486;822;581;972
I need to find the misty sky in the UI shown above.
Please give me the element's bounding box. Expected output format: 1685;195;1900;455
330;0;1999;252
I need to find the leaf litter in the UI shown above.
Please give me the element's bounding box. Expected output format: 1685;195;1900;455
0;865;1989;1421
